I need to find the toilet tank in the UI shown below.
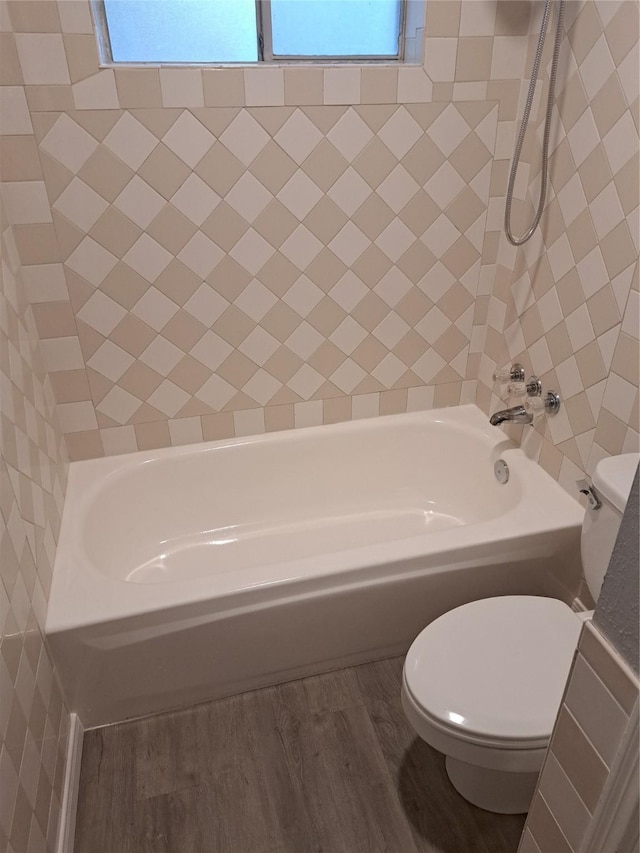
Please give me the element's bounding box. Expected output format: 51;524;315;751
581;453;639;601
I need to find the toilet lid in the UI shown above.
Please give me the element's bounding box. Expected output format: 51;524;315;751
404;596;581;743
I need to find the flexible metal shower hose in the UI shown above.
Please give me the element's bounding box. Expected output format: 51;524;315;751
504;0;565;246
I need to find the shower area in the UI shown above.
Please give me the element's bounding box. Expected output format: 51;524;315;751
1;1;638;851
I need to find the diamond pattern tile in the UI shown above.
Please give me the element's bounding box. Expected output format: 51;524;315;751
277;171;324;220
274;110;323;165
428;104;473;157
239;327;280;366
377;106;424;159
229;228;275;275
376;219;416;263
113;175;165;229
373;352;407;388
36;92;631;465
66;236;117;286
224;172;272;223
326;108;374;162
53;177;108;230
40;113;98;172
330;358;367;394
87;339;134;381
233;280;278;323
103;112;158;170
139;336;185;376
177;232;224;279
376;165;420;214
123;234;173;283
328;222;371;267
280;224;323;270
326;168;371;217
170;174;221;227
482;0;640;480
219;111;270;166
147;379;190;417
242;368;281;406
162;111;214;168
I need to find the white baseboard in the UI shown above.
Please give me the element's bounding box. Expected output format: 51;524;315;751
56;712;84;853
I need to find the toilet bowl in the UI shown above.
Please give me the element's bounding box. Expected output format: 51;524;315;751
402;453;639;814
402;595;582;813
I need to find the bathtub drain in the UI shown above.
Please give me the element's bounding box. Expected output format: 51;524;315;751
494;459;509;485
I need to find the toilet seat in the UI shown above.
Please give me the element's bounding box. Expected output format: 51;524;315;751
403;595;581;749
402;671;549;773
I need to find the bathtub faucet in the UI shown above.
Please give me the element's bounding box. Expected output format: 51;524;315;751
489;405;534;427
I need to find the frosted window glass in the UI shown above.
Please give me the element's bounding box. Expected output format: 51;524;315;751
271;0;401;56
104;0;258;63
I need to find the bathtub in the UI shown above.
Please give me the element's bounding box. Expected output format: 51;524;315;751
46;404;584;728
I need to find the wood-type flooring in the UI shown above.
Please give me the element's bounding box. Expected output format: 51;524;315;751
74;656;525;853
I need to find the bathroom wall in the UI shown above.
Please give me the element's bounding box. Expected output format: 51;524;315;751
594;466;639;674
520;479;640;853
0;204;71;847
518;620;639;853
1;0;539;459
478;0;639;496
1;1;638;476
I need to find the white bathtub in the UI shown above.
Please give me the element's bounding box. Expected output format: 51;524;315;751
46;404;584;728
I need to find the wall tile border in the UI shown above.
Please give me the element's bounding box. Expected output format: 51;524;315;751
5;0;537;110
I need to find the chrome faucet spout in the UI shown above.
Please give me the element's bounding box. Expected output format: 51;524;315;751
489;405;533;426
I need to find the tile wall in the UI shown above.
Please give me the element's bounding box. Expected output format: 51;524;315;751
1;2;638;497
1;0;539;460
478;0;639;497
3;1;636;493
518;621;639;853
30;98;494;455
0;200;70;848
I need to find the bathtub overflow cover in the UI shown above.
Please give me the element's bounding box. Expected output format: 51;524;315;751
494;459;509;485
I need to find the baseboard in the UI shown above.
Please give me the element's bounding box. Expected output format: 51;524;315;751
56;712;84;853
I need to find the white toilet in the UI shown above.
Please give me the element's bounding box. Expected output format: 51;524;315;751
402;453;639;815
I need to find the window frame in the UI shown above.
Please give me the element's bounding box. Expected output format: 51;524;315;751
93;0;425;67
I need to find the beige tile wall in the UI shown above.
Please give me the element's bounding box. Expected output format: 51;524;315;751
477;0;639;498
519;620;639;853
2;2;637;491
30;98;495;455
1;0;539;460
0;197;70;849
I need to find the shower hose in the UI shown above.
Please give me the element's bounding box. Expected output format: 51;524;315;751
504;0;565;246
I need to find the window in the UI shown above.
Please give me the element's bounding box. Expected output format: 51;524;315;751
97;0;422;65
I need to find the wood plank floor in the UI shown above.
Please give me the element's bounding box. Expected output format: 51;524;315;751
74;656;525;853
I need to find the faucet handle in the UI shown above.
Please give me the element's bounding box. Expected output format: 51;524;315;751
508;381;527;399
523;396;545;418
526;376;542;396
493;363;525;383
523;391;561;418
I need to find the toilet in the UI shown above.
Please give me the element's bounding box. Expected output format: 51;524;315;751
401;453;639;815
